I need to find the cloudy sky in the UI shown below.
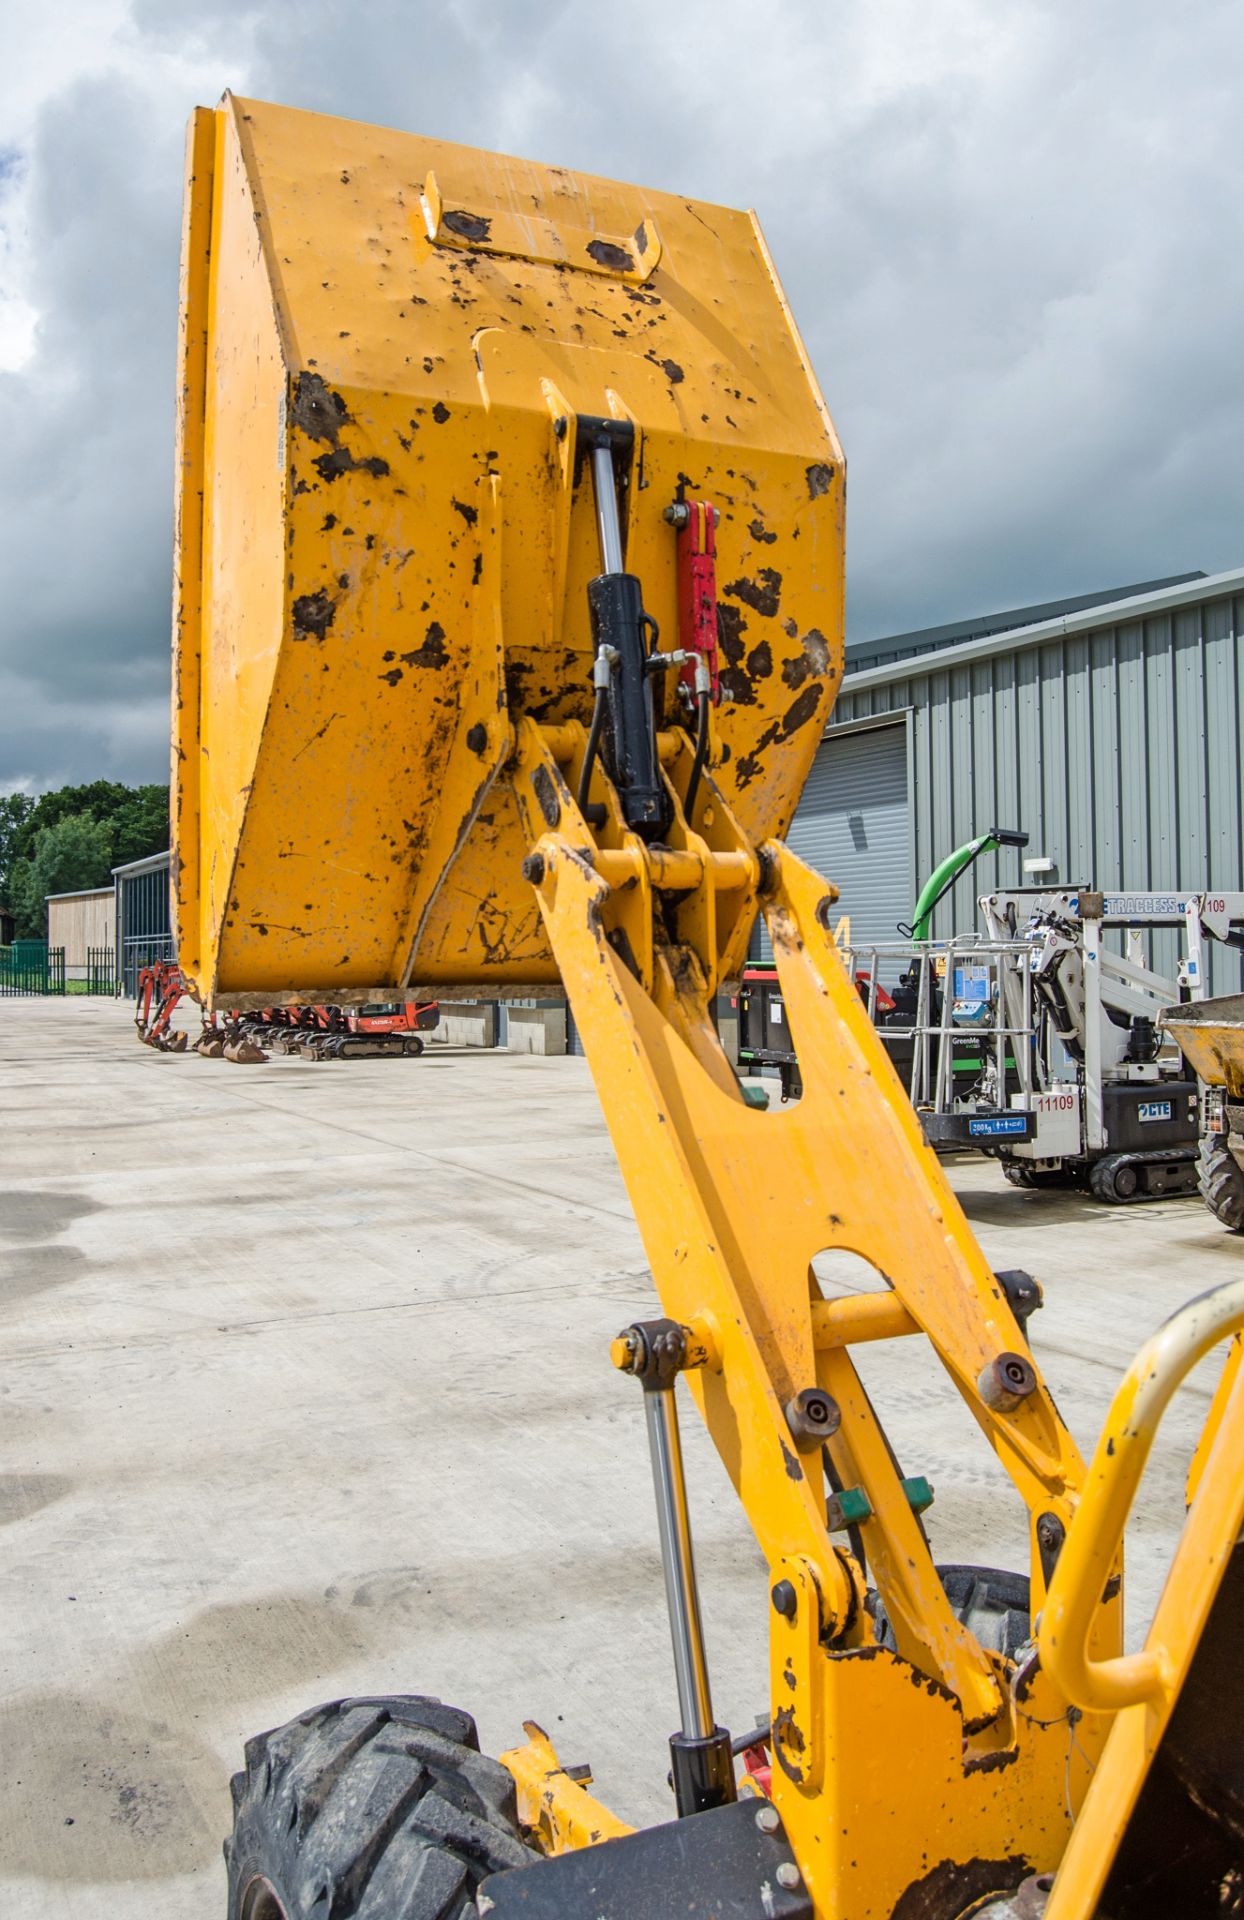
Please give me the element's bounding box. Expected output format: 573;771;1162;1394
1;0;1241;791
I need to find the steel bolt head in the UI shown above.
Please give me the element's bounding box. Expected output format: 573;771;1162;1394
785;1387;841;1452
755;1804;779;1834
521;852;546;885
771;1578;798;1619
776;1862;800;1890
977;1350;1038;1413
610;1331;639;1373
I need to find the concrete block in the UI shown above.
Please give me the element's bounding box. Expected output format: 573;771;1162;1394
505;1004;567;1055
435;1001;496;1047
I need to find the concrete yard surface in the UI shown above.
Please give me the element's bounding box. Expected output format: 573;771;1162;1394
2;995;1241;1917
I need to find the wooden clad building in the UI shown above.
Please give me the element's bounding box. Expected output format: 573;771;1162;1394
46;886;115;980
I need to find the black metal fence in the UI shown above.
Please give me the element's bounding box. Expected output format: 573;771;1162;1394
0;941;66;995
86;946;116;995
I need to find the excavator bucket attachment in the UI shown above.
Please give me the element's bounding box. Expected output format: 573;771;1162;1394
172;95;843;1009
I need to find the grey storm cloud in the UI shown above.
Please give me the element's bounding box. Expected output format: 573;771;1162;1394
1;0;1242;788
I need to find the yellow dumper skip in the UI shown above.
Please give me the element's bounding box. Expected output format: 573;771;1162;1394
1161;993;1244;1098
173;95;844;1009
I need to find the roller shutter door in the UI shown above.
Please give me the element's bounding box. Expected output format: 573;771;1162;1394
750;722;911;964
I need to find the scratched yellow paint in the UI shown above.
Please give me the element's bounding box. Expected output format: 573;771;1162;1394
176;97;1224;1920
172;94;844;1007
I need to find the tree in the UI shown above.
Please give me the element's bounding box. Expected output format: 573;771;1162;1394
0;793;35;906
9;813;115;938
110;785;172;868
0;780;169;923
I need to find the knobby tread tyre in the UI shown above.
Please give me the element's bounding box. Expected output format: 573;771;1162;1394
1199;1133;1244;1233
225;1694;537;1920
871;1562;1031;1664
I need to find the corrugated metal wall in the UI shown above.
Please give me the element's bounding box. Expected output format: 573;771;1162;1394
829;584;1244;992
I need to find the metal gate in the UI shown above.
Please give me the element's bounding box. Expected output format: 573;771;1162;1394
0;941;67;995
113;851;173;995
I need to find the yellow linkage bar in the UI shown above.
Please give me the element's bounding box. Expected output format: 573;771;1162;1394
507;716;1106;1919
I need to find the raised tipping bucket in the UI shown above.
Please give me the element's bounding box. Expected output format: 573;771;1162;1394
1161;994;1244;1097
173;95;844;1007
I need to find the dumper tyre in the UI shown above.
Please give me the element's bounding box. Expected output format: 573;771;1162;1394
226;1694;538;1919
1199;1133;1244;1233
871;1563;1030;1663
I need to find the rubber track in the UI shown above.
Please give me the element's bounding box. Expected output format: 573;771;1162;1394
1089;1146;1198;1205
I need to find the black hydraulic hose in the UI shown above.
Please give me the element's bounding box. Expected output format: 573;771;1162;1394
577;682;608;819
683;688;711;825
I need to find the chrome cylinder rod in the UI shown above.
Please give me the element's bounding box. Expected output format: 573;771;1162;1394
590;442;625;576
643;1383;714;1741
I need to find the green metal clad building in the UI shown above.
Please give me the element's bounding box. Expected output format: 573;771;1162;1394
775;568;1244;991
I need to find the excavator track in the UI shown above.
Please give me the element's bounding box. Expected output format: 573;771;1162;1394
1088;1146;1198;1204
